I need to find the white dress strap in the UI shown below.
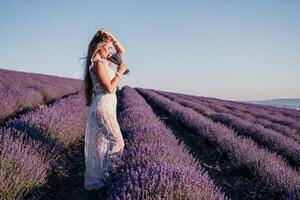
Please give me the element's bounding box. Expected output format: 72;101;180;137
90;58;107;71
90;58;113;73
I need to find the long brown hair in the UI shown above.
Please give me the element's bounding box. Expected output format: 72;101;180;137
82;29;113;106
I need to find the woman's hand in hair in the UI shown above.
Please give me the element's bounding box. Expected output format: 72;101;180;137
99;28;116;41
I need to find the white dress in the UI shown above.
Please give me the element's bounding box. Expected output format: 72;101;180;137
84;57;125;190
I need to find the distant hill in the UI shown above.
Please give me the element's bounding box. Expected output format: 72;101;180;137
246;98;300;110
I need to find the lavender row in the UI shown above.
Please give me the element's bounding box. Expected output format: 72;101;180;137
160;90;300;142
203;96;300;132
174;91;300;131
0;127;57;200
174;89;300;120
216;103;300;140
136;88;300;199
0;68;83;120
0;68;82;91
6;91;88;148
155;90;300;167
107;86;226;200
236;99;300;120
224;107;300;142
1;91;88;199
159;91;300;156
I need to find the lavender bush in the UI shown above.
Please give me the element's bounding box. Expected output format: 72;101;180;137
170;90;300;131
155;91;300;166
137;88;300;199
0;88;44;120
107;86;226;200
0;68;83;120
0;128;57;200
157;91;300;142
1;91;88;199
6;92;88;148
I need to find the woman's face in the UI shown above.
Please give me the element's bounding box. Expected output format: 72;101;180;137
99;42;113;59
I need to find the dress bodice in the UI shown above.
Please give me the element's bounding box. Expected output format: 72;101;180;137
89;58;116;95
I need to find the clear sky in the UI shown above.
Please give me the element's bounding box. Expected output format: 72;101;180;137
0;0;299;101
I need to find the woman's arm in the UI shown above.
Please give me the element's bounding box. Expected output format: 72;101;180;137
91;59;120;94
112;39;126;57
99;29;126;56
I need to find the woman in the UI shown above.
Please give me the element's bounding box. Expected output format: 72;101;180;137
82;28;127;194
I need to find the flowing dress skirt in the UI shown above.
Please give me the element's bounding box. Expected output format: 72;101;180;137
84;93;124;190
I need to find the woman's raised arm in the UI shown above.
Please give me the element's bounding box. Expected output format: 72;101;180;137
100;29;126;57
112;39;126;57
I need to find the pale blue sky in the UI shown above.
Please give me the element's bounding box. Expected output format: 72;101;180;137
0;0;299;101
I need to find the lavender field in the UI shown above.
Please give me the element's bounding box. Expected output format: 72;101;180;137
0;69;82;121
1;72;300;199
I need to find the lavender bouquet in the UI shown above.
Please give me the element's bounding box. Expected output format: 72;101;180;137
107;53;130;75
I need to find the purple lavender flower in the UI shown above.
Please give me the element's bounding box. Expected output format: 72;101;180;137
107;53;130;75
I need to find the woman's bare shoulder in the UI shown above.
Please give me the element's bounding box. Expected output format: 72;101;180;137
91;53;103;62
